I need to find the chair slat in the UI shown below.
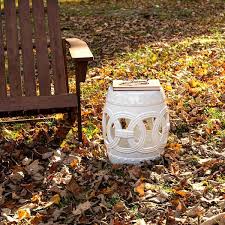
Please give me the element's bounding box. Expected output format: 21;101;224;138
47;0;67;94
4;0;22;97
18;0;36;96
32;0;51;96
0;3;6;97
0;94;77;112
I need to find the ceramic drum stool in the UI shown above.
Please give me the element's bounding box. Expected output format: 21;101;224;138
102;80;170;164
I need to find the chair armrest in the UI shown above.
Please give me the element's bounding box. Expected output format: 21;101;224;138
65;38;94;62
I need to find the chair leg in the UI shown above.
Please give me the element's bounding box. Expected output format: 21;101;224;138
74;61;88;144
77;107;82;143
76;81;83;143
68;107;82;143
68;108;77;124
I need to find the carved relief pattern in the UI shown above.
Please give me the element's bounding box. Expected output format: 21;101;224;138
102;106;170;155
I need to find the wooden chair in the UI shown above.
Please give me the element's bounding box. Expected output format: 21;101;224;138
0;0;93;142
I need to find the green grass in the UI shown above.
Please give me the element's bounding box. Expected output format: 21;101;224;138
83;122;99;140
107;195;120;207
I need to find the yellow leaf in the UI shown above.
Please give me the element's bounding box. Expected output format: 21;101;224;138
151;54;157;63
165;85;173;91
18;208;31;220
60;140;67;148
50;194;61;205
189;79;198;88
135;182;145;196
196;68;207;76
31;194;41;203
55;113;64;120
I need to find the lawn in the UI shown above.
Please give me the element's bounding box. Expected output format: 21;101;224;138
0;0;225;224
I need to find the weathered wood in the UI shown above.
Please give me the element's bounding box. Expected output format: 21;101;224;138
74;61;88;143
0;117;56;124
32;0;51;96
3;41;51;52
0;94;77;112
4;0;22;97
0;107;74;119
47;0;67;94
75;61;88;82
0;7;48;15
18;0;36;96
66;38;94;62
62;38;69;93
0;2;6;97
0;1;93;143
76;79;82;142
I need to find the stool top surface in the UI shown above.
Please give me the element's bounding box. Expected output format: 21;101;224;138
106;86;166;107
113;80;161;91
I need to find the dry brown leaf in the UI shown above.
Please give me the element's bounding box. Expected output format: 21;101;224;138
113;201;126;212
30;213;44;225
176;200;186;213
25;160;43;176
186;205;205;218
72;201;91;216
9;171;24;183
66;175;82;196
166;208;176;225
101;183;118;195
128;166;142;179
169;162;180;175
201;212;225;225
112;219;124;225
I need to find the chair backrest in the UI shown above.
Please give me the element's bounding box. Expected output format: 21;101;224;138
0;0;67;98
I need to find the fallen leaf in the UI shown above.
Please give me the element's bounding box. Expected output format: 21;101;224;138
165;85;173;91
186;205;205;217
72;201;91;216
30;213;44;225
17;208;31;220
174;189;190;198
25;160;43;176
135;218;147;225
135;181;145;196
70;158;79;168
113;201;126;212
66;175;82;196
50;194;61;205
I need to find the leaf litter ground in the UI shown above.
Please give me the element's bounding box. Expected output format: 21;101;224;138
0;0;225;224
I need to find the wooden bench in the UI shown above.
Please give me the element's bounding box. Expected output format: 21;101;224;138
0;0;93;142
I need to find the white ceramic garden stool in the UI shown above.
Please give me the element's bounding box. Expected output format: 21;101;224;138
102;80;170;164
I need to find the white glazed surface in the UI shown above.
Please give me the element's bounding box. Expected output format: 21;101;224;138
102;86;170;164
